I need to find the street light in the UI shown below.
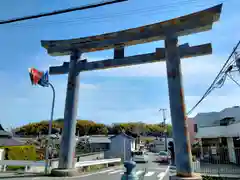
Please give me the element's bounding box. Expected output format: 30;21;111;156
28;68;55;175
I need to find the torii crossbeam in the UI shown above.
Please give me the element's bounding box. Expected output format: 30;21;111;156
41;4;222;179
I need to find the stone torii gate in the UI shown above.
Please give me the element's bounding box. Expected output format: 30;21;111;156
41;4;222;178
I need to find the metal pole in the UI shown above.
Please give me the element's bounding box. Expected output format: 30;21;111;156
58;50;81;169
163;110;168;151
165;35;193;177
159;108;168;151
44;82;55;175
124;138;126;161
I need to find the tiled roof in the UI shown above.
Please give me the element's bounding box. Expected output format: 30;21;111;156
110;132;134;139
88;136;111;143
0;124;12;137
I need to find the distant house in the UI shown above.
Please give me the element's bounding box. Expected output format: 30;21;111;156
88;135;111;152
149;137;173;152
125;131;140;150
104;132;136;160
0;125;23;146
76;135;112;153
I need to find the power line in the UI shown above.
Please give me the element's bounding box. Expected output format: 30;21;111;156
187;40;240;115
0;0;127;25
227;73;240;88
2;0;225;29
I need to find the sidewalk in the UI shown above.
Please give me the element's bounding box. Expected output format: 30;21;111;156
199;163;240;175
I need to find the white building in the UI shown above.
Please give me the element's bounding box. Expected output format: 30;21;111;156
104;132;136;160
149;137;173;152
193;106;240;164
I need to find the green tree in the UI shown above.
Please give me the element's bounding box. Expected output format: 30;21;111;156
15;119;172;137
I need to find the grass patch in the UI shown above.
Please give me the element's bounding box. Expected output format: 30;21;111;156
81;164;106;172
6;166;25;171
81;162;122;173
140;136;155;142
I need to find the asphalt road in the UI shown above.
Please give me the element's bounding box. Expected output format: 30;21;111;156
0;152;169;180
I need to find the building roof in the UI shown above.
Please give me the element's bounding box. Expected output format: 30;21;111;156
193;106;240;128
88;136;111;144
0;124;12;138
78;135;112;144
110;132;135;139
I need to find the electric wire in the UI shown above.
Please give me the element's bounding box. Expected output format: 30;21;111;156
187;40;240;115
227;73;240;88
0;0;127;25
2;0;225;29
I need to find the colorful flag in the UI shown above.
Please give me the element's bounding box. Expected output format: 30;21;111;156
28;68;49;87
28;68;43;85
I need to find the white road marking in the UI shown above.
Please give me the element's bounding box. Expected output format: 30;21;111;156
157;172;165;178
158;166;170;180
136;170;144;175
109;169;124;174
144;171;155;176
68;168;119;178
151;167;169;170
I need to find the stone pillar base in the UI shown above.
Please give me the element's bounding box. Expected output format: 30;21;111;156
51;168;80;177
170;174;202;180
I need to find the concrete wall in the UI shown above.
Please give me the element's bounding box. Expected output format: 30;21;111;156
0;149;4;169
186;118;197;144
104;134;132;160
227;137;236;164
196;122;240;138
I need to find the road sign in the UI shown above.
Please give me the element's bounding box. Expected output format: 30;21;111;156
38;71;49;87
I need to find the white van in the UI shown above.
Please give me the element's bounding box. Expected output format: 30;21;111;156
132;151;149;163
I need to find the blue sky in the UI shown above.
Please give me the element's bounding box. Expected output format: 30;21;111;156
0;0;240;129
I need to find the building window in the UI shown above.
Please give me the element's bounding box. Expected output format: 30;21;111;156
220;117;234;126
194;124;198;133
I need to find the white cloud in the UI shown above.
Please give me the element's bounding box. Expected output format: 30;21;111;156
34;51;227;84
74;54;226;83
185;88;240;117
26;51;239;124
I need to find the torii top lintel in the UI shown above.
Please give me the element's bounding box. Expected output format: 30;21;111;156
41;4;222;56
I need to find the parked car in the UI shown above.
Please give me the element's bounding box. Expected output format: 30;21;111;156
156;151;170;163
132;151;149;163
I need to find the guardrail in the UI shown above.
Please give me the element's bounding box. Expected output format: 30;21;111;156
75;158;121;168
48;152;104;162
0;158;121;172
0;160;45;172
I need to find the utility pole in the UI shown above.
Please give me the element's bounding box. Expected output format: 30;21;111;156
159;108;168;151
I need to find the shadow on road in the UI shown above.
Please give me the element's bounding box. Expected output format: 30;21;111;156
152;160;169;165
0;173;45;179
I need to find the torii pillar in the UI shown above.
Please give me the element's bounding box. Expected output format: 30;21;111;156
52;50;82;176
165;35;198;179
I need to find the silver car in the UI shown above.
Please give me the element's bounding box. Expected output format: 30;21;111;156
132;151;149;163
